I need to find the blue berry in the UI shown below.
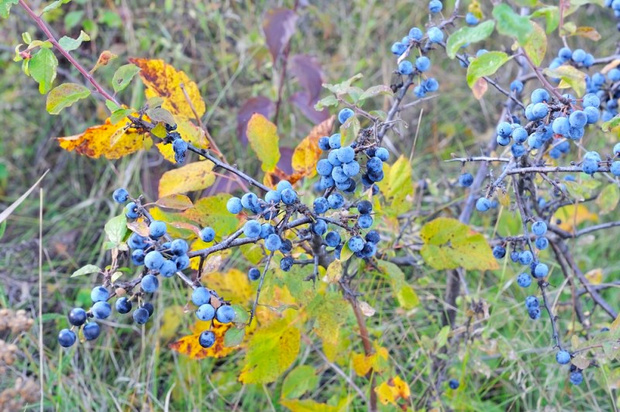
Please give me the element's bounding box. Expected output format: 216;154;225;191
570;371;583;385
141;274;159;293
558;47;572;60
429;0;443;13
125;202;140;219
316;159;334;176
171;239;189;255
517;273;532;288
248;267;261;281
58;329;76;347
531;88;550;103
325;231;341;247
415;56;431;72
465;12;478;25
492;246;506;259
243;220;261;238
531;221;547;236
227;197;243;214
312;219;328;235
115;297;132;314
192;287;211;306
172;138;188;164
160;259;176;277
338;108;355;124
343;161;360;177
427;27;444;43
200;227;215;242
175;254;190;271
128;233;148;250
556;350;571;365
424;78;439;92
91;286;109;303
265;234;282;251
409;27;423;41
281;189;298;205
196;303;216;321
68;308;87;326
328;134;342;149
241;193;259;210
328;150;342;166
525;295;539;309
145;251;164;270
610;161;620;176
133;307;150;324
365;230;380;244
357;200;373;214
531;102;549;119
391;42;407;56
552;117;570;136
519;251;533;265
582;159;599;175
448;379;459;390
458;173;473;187
398;60;414;75
535;237;549;250
280;256;294;271
83;322;100;341
113;188;129;204
337;146;356;163
375;147;389;161
92;301;111;320
199;330;216;348
358;214;373;229
571;49;586;63
533;263;549;278
348;236;364;252
328;193;345;209
476;197;491;212
149;221;167;238
528;307;541;320
497;122;513;138
569;111;588;128
510;80;523;93
584;107;600;124
318;136;330;151
216;305;235;323
583;93;601;108
367;157;383;174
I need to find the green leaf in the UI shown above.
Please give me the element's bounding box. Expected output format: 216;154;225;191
420;217;499;271
602;115;620;132
64;10;84;30
112;64;141;93
523;22;547;66
42;0;71;14
110;108;134;124
104;214;127;245
492;3;533;44
246;113;280;172
323;73;363;96
22;32;32;44
596;184;619;215
29;48;58;94
531;6;560;33
358;85;393;101
307;292;350;345
446;20;495;59
466;51;509;89
314;95;338;110
46;83;90;114
223;327;245;347
70;264;101;278
340;115;360;146
231;304;250;325
0;0;19;19
543;65;587;97
0;220;6;241
282;365;319;399
239;318;300;384
376;155;414;216
377;260;419;309
182;194;240;236
58;30;90;51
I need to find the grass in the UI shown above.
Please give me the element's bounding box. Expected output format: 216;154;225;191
1;0;619;411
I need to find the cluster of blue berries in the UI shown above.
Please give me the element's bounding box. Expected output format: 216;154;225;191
390;24;441;98
58;188;235;349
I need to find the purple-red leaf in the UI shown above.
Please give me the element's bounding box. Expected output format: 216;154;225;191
290;91;329;124
263;8;298;62
237;96;275;143
289;54;324;103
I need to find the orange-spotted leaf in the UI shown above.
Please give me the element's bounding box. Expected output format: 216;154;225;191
57;117;151;159
128;58;206;119
158;160;215;197
168;319;238;359
290;115;336;179
156;118;209;163
239;318;301;384
246;113;280;172
375;376;411;406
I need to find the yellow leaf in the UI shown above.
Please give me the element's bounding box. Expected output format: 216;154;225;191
392;376;411;398
523;22;547;67
420;218;499;271
57;117;151;159
375;376;410;406
553;204;598;232
168;319;237;359
156;118;209;163
159;305;184;341
246;113;281;172
128;58;206;119
201;268;253;305
352;352;374;376
158;160;215;197
543;65;587;96
323;259;342;284
377;155;413;215
239;318;301;384
585;268;603;285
